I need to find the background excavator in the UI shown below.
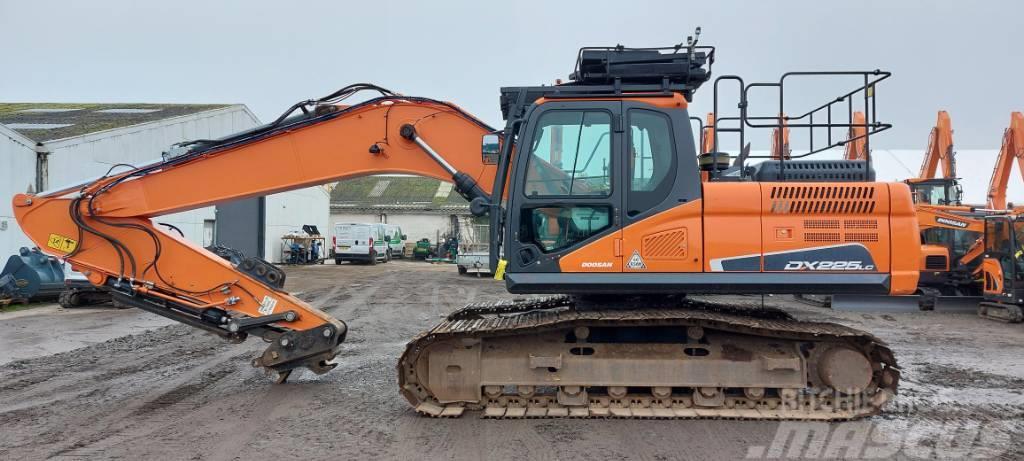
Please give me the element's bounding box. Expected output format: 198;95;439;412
986;112;1024;211
978;112;1024;322
896;110;1024;321
905;111;986;305
11;36;915;419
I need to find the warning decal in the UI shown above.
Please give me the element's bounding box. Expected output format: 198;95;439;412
258;296;278;315
626;250;647;270
46;233;78;253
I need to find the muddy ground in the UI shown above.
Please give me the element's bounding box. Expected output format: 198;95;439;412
1;261;1022;460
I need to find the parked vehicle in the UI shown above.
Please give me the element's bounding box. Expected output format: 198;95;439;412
456;224;489;275
412;238;434;260
383;224;407;259
456;244;488;275
333;223;388;265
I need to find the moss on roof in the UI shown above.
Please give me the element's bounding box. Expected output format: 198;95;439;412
0;103;231;142
330;175;469;209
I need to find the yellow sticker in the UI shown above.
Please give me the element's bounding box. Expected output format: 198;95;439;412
46;233;78;253
493;259;508;281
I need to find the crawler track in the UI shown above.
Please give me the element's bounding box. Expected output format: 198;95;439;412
399;296;899;420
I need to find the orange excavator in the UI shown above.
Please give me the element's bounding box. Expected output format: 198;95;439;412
904;111;1024;321
12;38;914;419
975;112;1024;322
905;112;985;304
986;112;1024;210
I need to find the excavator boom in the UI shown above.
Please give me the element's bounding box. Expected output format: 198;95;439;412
13;89;498;377
986;112;1024;210
770;113;790;160
843;111;868;161
918;110;955;179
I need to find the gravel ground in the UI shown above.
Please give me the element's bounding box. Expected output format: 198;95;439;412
1;261;1022;460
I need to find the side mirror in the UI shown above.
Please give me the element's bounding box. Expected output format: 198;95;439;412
481;133;501;165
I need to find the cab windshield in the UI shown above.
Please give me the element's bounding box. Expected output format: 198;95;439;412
1015;220;1024;256
912;183;951;206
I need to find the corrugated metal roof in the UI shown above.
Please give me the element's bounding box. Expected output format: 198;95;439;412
0;103;231;142
331;175;469;210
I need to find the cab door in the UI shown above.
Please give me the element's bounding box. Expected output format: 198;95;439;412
618;102;703;273
506;101;623;273
983;218;1012;297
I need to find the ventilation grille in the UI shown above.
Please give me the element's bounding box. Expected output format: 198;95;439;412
769;186;878;214
804;232;841;243
642;229;687;259
798;218;880;243
804;219;840;229
845;233;879;242
925;255;948;270
844;219;878;229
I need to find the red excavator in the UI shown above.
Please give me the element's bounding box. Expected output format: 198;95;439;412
12;36;913;419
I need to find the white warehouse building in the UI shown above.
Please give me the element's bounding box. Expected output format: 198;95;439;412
0;103;328;264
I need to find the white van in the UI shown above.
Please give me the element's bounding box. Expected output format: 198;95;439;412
383;224;406;259
333;223;388;265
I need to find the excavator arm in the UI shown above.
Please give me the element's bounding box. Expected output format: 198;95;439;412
770;113;790;160
843;111;868;161
11;87;498;379
701;112;715;155
986;112;1024;210
917;110;955;179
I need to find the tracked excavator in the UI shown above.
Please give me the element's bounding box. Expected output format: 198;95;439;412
12;37;915;420
976;112;1024;322
904;112;1024;322
905;112;985;305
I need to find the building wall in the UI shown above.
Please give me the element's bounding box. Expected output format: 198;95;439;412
0;127;38;257
42;107;259;247
265;186;330;263
328;211;464;244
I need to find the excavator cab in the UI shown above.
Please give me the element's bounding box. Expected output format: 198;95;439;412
906;177;962;206
490;45;910;296
979;215;1024;322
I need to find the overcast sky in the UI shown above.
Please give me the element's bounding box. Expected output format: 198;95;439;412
2;0;1022;153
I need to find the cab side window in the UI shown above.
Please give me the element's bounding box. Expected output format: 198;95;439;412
525;110;612;197
627;109;676;217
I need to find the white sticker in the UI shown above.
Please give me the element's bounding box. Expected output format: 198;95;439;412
258;295;278;315
626;250;647;270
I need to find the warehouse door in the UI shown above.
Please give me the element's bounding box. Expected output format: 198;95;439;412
215;197;265;259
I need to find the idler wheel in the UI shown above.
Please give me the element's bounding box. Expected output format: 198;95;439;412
818;347;874;394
